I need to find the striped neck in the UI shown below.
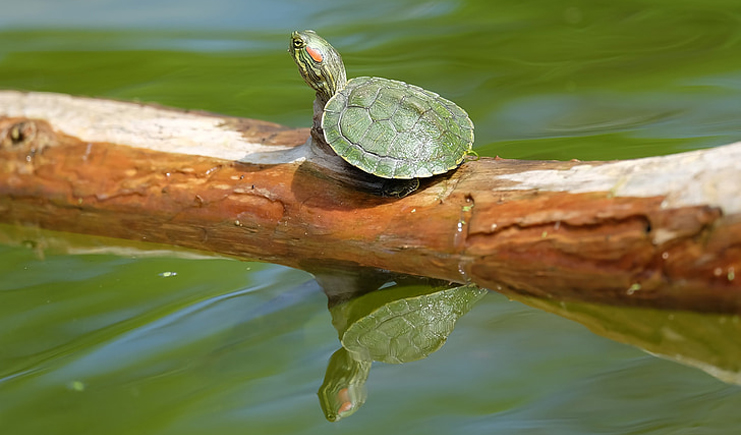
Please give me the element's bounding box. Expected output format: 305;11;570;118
290;30;348;103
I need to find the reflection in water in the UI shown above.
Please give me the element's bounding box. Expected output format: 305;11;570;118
312;265;741;421
314;272;487;421
3;225;739;424
502;290;741;386
317;347;370;422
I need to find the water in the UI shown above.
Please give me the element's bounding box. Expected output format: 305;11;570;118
2;0;741;433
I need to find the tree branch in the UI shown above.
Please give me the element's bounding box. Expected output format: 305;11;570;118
1;90;739;312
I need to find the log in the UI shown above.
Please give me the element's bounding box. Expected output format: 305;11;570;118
1;90;740;312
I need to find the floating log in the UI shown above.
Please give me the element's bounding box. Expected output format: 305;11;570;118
1;90;739;312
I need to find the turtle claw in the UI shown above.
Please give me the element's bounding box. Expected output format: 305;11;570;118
381;178;420;198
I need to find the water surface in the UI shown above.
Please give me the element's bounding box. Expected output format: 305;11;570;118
2;0;741;433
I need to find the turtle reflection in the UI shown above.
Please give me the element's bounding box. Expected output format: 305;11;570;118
317;278;487;421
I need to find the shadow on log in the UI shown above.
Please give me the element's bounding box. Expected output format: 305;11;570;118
1;90;740;312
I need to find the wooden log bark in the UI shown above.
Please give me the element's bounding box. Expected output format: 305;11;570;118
1;90;740;312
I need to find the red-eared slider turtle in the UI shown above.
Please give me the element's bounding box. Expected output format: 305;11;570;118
318;282;487;422
289;30;474;197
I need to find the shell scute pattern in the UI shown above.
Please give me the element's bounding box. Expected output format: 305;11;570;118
346;81;380;107
323;76;473;179
341;286;487;365
363;120;395;154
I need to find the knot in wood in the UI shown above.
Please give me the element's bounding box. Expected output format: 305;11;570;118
2;120;36;149
0;118;57;156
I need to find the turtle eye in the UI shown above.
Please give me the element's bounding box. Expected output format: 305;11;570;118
292;38;304;49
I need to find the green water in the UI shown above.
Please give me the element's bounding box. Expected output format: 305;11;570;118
2;0;741;433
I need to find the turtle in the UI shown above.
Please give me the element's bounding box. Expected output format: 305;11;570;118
317;281;488;422
289;30;475;197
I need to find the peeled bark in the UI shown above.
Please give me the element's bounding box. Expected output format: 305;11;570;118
1;90;740;312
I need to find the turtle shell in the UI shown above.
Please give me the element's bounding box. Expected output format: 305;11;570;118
340;284;487;364
322;76;474;179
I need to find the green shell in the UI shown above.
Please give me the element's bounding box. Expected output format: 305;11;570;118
322;76;474;179
340;284;487;364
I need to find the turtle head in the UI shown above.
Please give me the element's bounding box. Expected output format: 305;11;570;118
317;347;369;422
290;30;347;104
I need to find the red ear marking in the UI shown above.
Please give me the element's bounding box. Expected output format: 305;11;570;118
338;401;353;413
306;46;323;62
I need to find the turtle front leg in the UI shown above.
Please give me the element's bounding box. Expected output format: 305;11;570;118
381;178;420;198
